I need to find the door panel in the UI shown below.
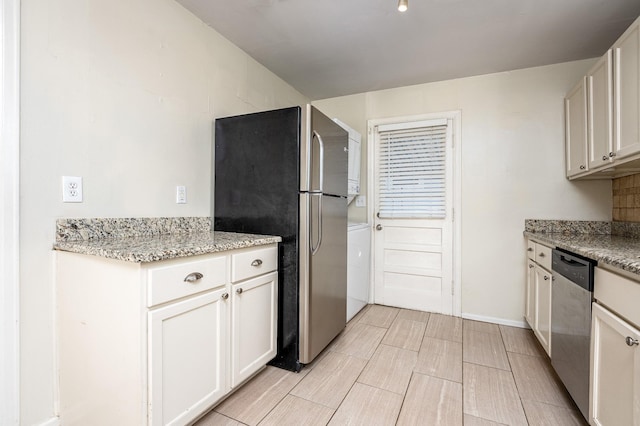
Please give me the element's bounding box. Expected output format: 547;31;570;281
300;194;347;363
309;106;349;197
373;119;454;314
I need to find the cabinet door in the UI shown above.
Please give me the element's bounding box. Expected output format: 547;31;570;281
231;272;278;387
614;18;640;160
591;303;640;426
566;77;589;177
525;261;536;328
534;266;552;356
588;50;614;169
148;288;229;426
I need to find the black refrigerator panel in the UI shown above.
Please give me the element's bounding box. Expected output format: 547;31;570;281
214;106;302;371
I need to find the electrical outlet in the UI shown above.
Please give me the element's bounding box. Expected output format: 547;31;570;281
176;186;187;204
355;195;366;207
62;176;83;203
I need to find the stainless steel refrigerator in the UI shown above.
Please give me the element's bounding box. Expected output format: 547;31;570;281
213;105;348;371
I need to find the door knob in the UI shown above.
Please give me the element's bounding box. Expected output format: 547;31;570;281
376;224;383;231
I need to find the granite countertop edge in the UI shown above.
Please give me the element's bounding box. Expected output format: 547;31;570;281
524;231;640;276
53;231;282;263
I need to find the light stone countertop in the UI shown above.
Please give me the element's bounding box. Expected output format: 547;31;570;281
524;231;640;277
53;230;282;263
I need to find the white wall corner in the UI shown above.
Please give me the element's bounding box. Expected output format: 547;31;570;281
1;0;21;425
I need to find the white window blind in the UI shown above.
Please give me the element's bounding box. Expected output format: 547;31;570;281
377;119;448;219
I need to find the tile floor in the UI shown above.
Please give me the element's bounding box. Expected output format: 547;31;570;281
195;304;588;425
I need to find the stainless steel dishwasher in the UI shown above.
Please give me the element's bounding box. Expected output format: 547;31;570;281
551;248;596;421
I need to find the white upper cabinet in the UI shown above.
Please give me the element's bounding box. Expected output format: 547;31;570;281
566;16;640;179
613;19;640;161
566;77;588;177
588;50;614;170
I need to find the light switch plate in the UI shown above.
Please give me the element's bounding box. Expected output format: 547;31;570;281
176;186;187;204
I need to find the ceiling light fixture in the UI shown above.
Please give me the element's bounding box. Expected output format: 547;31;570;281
398;0;408;12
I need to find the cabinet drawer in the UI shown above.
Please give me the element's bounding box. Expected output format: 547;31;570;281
232;246;278;283
147;255;227;307
536;244;552;271
595;267;640;328
526;240;536;261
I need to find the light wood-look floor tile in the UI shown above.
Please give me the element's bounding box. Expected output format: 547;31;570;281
425;313;462;343
258;395;335;426
415;336;463;383
346;305;371;332
328;383;403;426
508;352;574;408
195;411;244;426
463;362;528;426
464;319;501;334
215;366;306;425
329;322;387;360
381;318;426;351
358;304;400;328
463;328;510;371
463;414;508;426
290;350;367;409
521;399;587;426
396;373;462;425
499;325;546;358
396;309;430;323
357;344;417;395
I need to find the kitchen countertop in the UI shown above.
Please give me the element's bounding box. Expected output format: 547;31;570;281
54;230;281;263
524;231;640;277
53;217;281;263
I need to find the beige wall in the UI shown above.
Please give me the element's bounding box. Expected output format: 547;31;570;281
314;60;612;324
20;0;308;423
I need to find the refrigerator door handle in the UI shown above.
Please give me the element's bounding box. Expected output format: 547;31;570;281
312;130;325;193
310;194;323;256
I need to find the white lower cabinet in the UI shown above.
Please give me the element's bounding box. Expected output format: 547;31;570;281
148;288;228;426
533;265;552;355
231;272;277;387
56;243;278;426
591;267;640;426
525;239;553;356
591;303;640;426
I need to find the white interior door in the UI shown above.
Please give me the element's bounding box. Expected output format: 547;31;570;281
373;118;454;314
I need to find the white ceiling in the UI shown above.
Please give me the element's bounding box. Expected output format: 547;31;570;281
176;0;640;100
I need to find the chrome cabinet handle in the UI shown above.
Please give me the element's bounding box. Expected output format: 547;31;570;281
376;224;383;231
626;336;639;347
603;155;608;161
579;165;586;170
221;293;229;300
236;288;243;295
527;247;533;252
610;152;616;158
529;264;535;269
544;275;550;281
539;252;545;257
251;259;263;267
184;272;204;283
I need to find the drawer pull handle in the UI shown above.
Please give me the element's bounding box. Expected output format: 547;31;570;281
527;248;533;252
184;272;204;283
251;259;263;267
236;288;243;295
221;293;229;300
626;336;639;347
543;275;550;281
529;264;534;269
538;253;545;257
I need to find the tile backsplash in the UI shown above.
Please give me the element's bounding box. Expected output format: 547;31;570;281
613;174;640;222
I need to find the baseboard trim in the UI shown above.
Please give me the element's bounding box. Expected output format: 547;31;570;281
462;313;530;329
36;417;60;426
